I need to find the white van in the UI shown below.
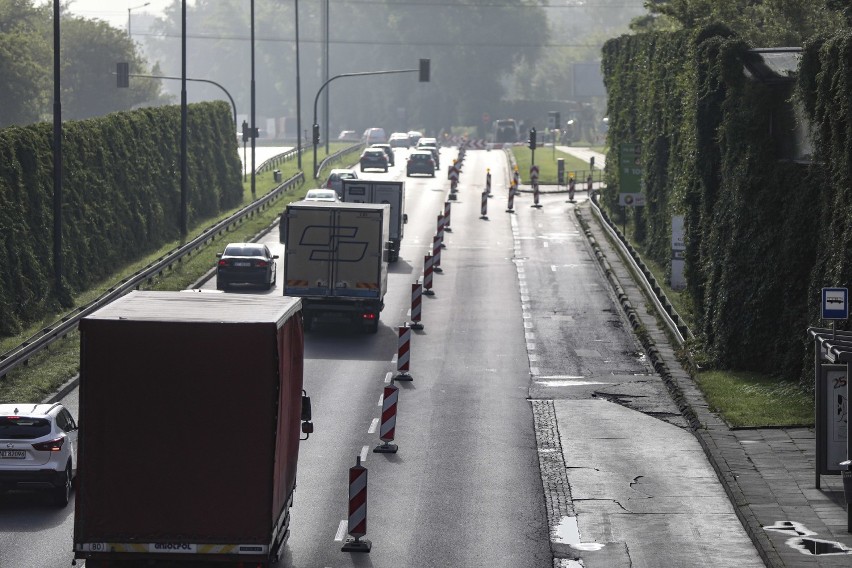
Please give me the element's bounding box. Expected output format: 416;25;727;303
362;127;387;145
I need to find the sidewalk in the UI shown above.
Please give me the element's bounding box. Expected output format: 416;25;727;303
575;199;852;566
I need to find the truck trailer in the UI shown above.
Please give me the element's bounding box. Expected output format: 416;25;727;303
340;179;406;262
279;201;390;333
73;291;313;567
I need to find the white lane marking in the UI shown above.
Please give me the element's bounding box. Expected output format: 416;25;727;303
543;241;549;248
384;371;393;384
526;332;536;340
524;321;534;328
368;418;379;434
551;265;557;272
530;366;540;375
378;393;384;406
527;343;536;351
335;520;348;541
360;445;369;463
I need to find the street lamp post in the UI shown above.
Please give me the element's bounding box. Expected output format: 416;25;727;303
295;0;302;169
250;0;256;199
128;2;150;39
52;0;62;293
312;64;429;179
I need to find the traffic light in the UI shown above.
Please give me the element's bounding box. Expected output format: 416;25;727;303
419;59;430;82
528;127;537;151
116;62;129;88
241;120;249;143
312;124;321;145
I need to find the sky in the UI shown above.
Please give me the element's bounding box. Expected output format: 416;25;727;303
65;0;181;31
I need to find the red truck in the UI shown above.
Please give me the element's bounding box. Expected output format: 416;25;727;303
73;291;313;567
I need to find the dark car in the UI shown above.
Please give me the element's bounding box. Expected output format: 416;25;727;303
360;148;389;172
216;243;278;291
406;150;436;177
416;141;440;169
371;143;395;167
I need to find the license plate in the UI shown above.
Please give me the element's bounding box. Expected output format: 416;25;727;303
0;450;25;459
234;262;251;267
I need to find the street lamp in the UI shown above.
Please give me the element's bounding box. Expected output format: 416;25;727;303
312;61;430;178
128;2;150;39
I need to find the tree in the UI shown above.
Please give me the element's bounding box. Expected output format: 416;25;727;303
0;0;49;126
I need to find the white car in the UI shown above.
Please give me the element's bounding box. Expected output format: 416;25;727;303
304;189;340;202
0;403;78;506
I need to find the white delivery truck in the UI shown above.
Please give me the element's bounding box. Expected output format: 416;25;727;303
340;179;406;262
279;201;390;333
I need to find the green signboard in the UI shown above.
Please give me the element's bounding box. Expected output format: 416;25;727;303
619;143;642;194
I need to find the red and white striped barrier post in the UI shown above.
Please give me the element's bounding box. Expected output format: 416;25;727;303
432;236;443;273
506;187;515;213
486;169;493;197
423;254;435;295
341;456;371;552
480;190;489;220
532;182;542;208
395;325;413;381
408;282;424;330
436;213;446;247
374;381;399;453
443;200;452;233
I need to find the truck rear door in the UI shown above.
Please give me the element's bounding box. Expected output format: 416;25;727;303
372;183;403;240
284;206;335;297
332;208;383;298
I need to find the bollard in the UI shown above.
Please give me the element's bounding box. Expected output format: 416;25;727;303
506;188;515;213
532;182;542;208
423;254;435;295
443;201;452;233
486;168;493;197
341;456;371;552
395;325;413;381
374;381;399;453
432;236;443;273
408;282;424;330
480;190;489;220
436;214;446;248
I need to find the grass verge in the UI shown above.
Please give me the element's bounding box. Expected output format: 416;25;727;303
0;144;360;404
617;217;814;428
511;147;589;184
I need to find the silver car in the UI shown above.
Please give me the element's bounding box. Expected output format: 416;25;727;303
324;168;358;198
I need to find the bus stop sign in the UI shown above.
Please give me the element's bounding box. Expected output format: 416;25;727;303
822;287;849;320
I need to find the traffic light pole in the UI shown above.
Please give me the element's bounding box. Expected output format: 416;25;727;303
311;64;428;179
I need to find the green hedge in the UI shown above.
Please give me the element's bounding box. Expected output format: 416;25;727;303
0;101;242;335
601;27;825;383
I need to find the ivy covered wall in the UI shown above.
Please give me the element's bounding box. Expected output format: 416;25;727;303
602;27;824;383
0;101;242;335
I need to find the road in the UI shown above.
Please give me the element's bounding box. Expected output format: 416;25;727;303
0;145;761;567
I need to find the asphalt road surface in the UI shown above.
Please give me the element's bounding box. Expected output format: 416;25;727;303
0;145;761;567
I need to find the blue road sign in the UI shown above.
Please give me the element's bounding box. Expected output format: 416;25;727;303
822;287;849;320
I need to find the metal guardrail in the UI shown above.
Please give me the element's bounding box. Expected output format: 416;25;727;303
315;143;363;181
0;171;305;380
588;191;694;347
256;145;302;174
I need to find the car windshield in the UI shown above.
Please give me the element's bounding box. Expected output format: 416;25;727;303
0;417;51;439
224;246;264;257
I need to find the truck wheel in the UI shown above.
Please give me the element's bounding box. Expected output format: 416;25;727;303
366;319;379;334
216;280;226;291
53;463;72;507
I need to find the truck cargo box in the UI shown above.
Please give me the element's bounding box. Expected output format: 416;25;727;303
280;201;390;333
341;179;406;262
73;291;309;566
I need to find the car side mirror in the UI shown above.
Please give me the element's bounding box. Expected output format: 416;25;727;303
301;393;312;421
272;255;279;260
216;253;223;258
403;213;408;224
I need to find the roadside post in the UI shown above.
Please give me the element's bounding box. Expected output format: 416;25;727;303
395;325;413;381
557;158;564;189
423;254;435;295
408;282;424;330
486;168;493;197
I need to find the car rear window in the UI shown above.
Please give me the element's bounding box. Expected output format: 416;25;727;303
225;246;264;257
0;417;51;439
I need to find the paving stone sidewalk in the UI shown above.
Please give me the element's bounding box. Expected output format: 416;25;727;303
572;198;852;567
